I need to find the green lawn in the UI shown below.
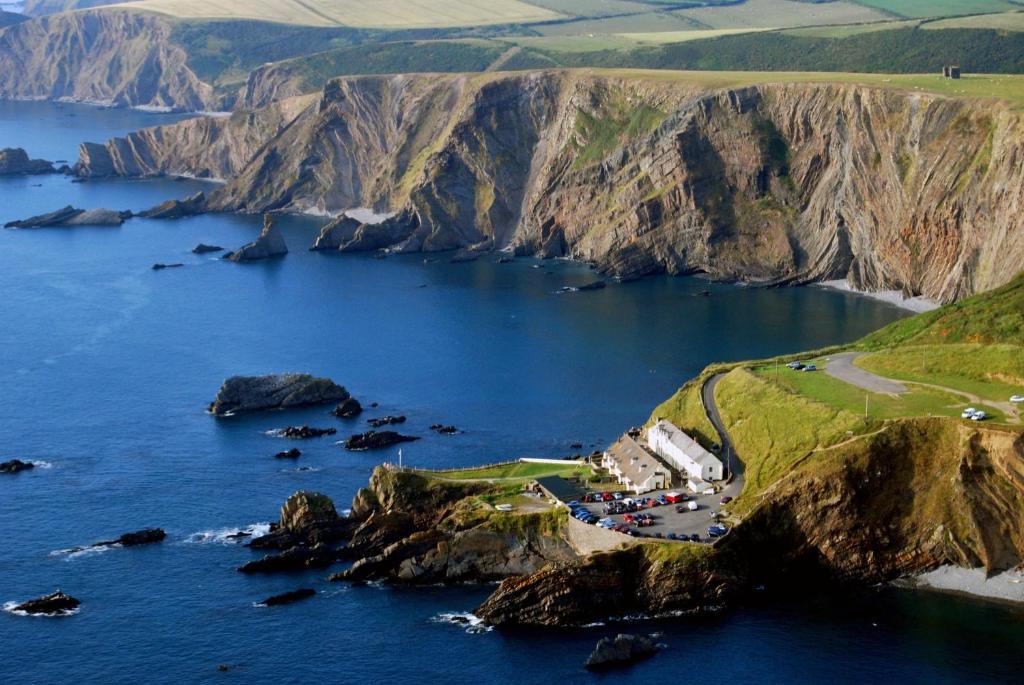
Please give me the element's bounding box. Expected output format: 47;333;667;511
425;461;597;481
754;359;996;421
856;344;1024;404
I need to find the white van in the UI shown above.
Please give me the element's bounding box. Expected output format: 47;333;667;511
687;501;699;511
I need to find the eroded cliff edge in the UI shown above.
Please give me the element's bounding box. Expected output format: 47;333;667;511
78;72;1024;302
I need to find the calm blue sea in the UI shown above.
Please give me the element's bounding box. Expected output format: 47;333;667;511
1;101;1022;684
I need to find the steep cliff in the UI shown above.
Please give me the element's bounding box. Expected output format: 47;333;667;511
0;9;214;110
78;72;1024;301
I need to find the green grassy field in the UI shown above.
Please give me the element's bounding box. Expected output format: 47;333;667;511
851;0;1019;19
124;0;564;28
856;344;1024;404
424;461;597;481
754;359;999;421
714;367;868;502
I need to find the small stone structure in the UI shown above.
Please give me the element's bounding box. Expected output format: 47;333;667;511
942;66;961;79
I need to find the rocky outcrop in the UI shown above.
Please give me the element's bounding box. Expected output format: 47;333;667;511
258;588;316;606
344;431;419;451
84;72;1024;301
4;206;130;228
367;415;405;428
151;263;183;270
60;528;166;556
238;544;339;574
274;448;302;459
11;590;80;616
0;148;55;175
332;397;363;418
249;491;348;550
225;214;287;262
311;215;361;251
138;192;206;219
585;634;660;670
1;459;35;474
192;243;224;254
208;373;349;415
0;10;214;110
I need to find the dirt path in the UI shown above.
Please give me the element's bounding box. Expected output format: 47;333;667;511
703;373;745;499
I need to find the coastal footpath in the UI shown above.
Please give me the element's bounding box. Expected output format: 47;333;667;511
76;72;1024;302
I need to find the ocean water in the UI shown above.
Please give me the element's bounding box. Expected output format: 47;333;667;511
2;102;1023;683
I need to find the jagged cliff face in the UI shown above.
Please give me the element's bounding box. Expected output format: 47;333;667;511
0;9;214;110
77;72;1024;300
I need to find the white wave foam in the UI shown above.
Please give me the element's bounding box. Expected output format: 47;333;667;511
185;522;271;545
431;612;493;634
31;460;53;469
264;429;284;437
3;601;80;618
49;544;116;560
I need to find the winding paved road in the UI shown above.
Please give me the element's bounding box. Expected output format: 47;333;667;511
702;373;745;500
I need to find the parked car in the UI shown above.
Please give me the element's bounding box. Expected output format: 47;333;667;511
708;524;728;538
689;533;701;542
665;491;687;504
612;492;624;501
802;364;817;372
655;495;669;506
687;501;699;511
786;361;803;369
970;409;988;421
961;407;977;419
720;495;733;504
1011;395;1024;403
601;492;614;502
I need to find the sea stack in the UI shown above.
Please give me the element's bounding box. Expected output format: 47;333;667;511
0;147;55;175
226;214;288;262
208;373;350;416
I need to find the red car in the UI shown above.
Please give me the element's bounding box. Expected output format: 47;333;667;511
601;492;614;502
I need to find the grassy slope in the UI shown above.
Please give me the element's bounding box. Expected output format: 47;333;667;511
851;0;1019;18
423;461;597;481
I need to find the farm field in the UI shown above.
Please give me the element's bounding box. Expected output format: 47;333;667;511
851;0;1020;19
121;0;565;28
923;11;1024;32
674;0;888;29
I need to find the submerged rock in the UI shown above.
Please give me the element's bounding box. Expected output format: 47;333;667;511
311;215;361;251
208;373;350;416
577;280;606;291
64;528;167;555
585;634;659;670
0;147;55;175
279;426;337;439
226;214;288;262
151;263;184;270
367;415;405;428
430;424;459;434
332;397;363;418
1;459;35;474
274;448;302;459
259;588;317;606
139;191;206;219
4;205;130;228
344;431;419;451
12;590;80;615
192;243;224;254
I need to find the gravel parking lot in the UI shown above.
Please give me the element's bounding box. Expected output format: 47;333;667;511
573;486;729;542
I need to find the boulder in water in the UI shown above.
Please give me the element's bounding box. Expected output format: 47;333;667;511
279;426;337;439
275;448;302;459
332;397;363;418
367;415;405;428
12;590;80;616
0;147;55;175
208;373;350;416
1;459;35;474
238;544;339;573
151;263;184;270
227;214;288;262
259;588;317;606
584;634;659;670
344;431;419;451
192;243;224;254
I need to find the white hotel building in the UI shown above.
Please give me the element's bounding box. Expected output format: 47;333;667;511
647;419;724;483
